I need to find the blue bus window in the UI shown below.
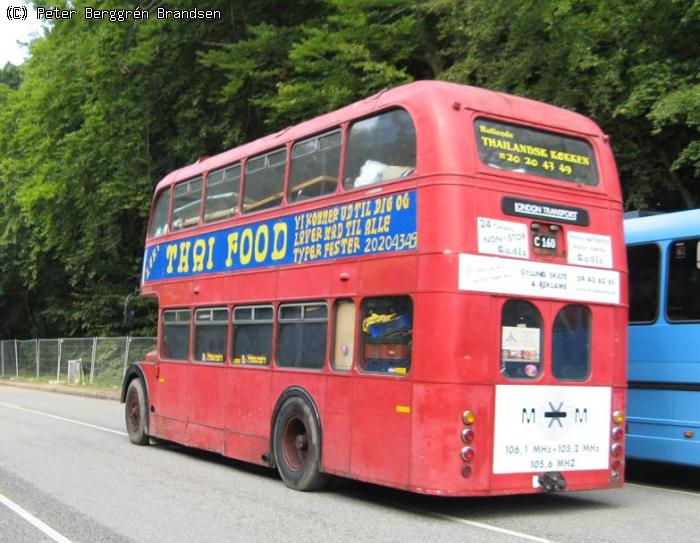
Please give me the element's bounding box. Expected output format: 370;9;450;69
627;244;660;323
667;237;700;322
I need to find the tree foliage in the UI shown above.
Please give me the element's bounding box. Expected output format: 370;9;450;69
0;0;697;337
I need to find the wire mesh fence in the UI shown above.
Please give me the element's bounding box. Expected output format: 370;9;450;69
0;337;155;387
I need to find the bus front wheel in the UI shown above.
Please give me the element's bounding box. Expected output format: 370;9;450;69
273;396;328;491
125;378;149;445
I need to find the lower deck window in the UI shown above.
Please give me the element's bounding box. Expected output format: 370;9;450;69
194;308;228;363
552;305;591;380
501;300;542;379
332;300;355;371
277;303;327;369
360;296;412;374
161;309;191;361
233;305;273;365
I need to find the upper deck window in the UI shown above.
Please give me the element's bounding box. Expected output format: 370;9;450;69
344;109;416;190
172;176;203;231
243;148;287;213
475;118;599;186
288;130;341;202
205;164;240;222
149;188;170;238
667;237;700;322
628;244;660;324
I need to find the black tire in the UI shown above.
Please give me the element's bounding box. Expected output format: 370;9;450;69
125;378;149;446
273;396;328;491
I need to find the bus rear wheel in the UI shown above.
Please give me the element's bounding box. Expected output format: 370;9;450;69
273;396;328;491
125;378;149;445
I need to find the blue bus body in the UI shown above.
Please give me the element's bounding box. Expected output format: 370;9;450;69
625;209;700;466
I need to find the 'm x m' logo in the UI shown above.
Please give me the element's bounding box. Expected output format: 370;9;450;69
544;402;566;428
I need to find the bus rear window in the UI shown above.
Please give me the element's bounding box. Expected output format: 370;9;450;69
501;300;542;379
552;305;591;381
475;118;598;185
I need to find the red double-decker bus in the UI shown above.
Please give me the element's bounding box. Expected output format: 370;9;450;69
123;81;627;496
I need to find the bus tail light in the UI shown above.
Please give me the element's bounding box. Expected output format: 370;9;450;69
460;411;475;476
611;443;622;457
612;411;625;425
461;446;475;462
462;410;476;425
611;427;623;441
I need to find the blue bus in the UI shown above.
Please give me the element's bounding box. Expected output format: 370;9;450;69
625;209;700;466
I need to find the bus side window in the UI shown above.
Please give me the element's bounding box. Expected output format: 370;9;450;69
360;296;412;375
243;149;286;213
194;308;228;363
344;109;416;190
205;164;240;222
149;187;170;238
667;237;700;322
232;305;273;365
501;300;542;379
161;309;191;361
552;305;591;381
627;244;660;323
277;302;328;369
171;176;203;231
289;130;341;203
332;299;355;371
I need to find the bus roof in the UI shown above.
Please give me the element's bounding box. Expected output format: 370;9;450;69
155;80;606;192
624;208;700;244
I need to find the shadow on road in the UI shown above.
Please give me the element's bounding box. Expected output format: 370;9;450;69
625;459;700;492
148;439;700;524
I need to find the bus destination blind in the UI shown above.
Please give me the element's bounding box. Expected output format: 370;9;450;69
475;118;599;186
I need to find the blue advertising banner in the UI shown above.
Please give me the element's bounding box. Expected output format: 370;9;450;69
142;190;417;283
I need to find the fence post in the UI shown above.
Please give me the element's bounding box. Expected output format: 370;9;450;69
1;340;4;377
90;337;97;384
35;339;40;378
56;338;62;381
14;339;19;379
122;336;131;377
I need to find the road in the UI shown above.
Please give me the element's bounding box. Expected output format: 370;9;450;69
1;385;699;543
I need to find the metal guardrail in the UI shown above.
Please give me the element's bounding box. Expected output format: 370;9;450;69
0;337;155;387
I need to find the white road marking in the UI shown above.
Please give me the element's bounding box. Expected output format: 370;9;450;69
626;482;700;498
385;500;557;543
427;510;557;542
0;402;128;436
0;492;75;543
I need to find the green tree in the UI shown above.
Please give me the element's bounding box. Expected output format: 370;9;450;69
430;0;700;210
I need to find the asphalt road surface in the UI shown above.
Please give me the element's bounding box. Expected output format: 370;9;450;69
1;385;699;543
